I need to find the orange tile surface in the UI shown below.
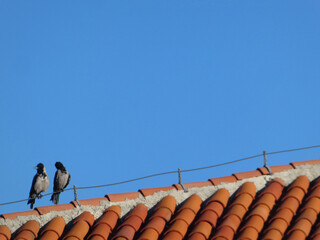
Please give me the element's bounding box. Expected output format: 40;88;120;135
35;203;75;215
232;170;262;180
0;225;11;240
38;216;65;240
209;175;237;185
1;159;320;240
105;192;141;202
139;186;176;196
0;210;39;220
14;220;40;240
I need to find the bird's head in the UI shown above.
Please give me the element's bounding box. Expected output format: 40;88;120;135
35;163;45;173
55;162;65;170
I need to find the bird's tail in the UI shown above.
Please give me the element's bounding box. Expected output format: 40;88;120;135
50;192;60;205
27;198;35;209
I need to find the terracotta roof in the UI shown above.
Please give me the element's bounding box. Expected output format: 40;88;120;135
1;159;320;240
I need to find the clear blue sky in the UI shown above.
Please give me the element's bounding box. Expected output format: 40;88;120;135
1;1;320;213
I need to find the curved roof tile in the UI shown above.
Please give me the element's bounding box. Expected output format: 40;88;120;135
1;159;320;240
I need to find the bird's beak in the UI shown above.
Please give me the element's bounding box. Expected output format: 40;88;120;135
34;166;38;170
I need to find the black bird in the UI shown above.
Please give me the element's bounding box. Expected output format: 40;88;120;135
50;162;71;205
27;163;49;209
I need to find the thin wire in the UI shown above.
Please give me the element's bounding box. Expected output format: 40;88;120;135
181;154;263;173
1;144;319;207
76;170;178;190
267;144;320;155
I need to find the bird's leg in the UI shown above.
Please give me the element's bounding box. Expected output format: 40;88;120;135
38;194;43;199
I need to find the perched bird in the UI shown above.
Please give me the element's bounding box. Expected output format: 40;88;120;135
27;163;49;209
50;162;71;205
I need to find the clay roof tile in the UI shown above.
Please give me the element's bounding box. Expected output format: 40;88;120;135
0;225;11;240
206;188;230;207
177;194;202;214
154;195;177;214
235;182;256;199
38;216;65;240
189;221;212;239
287;175;310;194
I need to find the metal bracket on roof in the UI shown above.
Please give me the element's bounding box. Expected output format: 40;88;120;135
73;185;81;207
263;151;273;175
178;168;188;192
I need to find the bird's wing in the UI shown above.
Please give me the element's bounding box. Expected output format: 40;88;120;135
53;171;59;192
29;174;38;197
65;172;71;189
